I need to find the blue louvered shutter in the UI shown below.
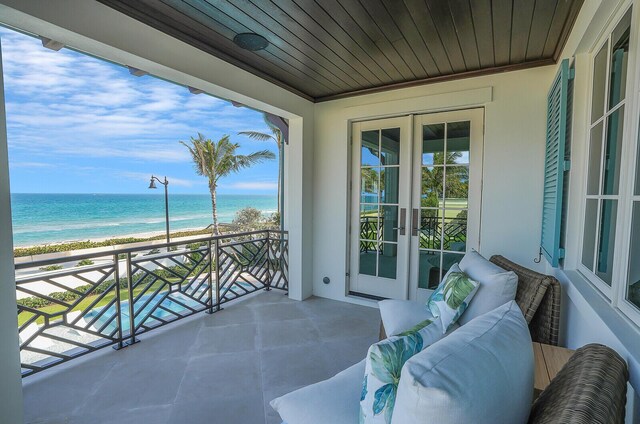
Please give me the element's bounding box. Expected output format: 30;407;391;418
541;59;573;267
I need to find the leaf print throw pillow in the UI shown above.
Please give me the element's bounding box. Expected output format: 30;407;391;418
427;264;479;333
359;318;446;424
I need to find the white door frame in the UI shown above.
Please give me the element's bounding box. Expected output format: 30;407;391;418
349;116;412;299
409;108;485;303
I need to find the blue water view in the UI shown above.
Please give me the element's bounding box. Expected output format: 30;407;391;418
10;193;277;246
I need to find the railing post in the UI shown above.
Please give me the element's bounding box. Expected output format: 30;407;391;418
112;253;124;350
214;238;222;311
265;231;272;291
125;252;139;346
206;240;214;314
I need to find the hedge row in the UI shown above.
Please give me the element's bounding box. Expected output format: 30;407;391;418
13;228;217;258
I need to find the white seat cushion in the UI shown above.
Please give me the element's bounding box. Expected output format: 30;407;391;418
391;301;533;424
378;299;434;336
457;250;518;325
270;360;365;424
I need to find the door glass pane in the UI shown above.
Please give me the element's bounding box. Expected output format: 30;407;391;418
361;130;379;166
360;167;380;202
419;210;441;250
380;128;400;166
627;202;640;309
359;245;377;276
421;167;442;207
635;117;640;196
443;214;467;251
446;121;470;164
445;166;469;208
603;106;624;195
591;43;608;123
608;9;631;109
582;199;598;269
587;122;603;195
359;205;379;241
380;167;399;204
380;206;398;243
378;243;397;279
417;250;463;290
422;124;445;165
596;200;618;285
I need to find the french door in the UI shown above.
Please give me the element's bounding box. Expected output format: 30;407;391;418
350;109;484;301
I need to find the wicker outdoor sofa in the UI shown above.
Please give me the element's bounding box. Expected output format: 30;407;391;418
377;255;629;424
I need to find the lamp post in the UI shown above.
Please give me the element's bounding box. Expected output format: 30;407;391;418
148;175;170;244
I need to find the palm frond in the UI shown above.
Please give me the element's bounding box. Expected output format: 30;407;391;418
238;131;274;142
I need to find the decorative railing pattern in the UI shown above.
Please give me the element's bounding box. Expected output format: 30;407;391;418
15;230;288;376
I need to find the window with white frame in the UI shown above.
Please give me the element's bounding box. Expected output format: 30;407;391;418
581;8;632;291
626;80;640;310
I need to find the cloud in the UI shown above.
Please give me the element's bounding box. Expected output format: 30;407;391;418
10;161;54;168
116;171;203;188
0;27;273;165
226;181;278;191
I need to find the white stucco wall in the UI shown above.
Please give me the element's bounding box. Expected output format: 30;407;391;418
312;66;556;303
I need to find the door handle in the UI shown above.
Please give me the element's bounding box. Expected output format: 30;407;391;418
411;208;419;236
393;208;406;235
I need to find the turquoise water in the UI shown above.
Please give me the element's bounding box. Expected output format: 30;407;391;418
10;193;277;247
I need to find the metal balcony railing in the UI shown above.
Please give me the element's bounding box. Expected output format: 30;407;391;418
15;229;288;376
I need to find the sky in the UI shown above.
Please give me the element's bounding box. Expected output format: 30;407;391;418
0;26;278;195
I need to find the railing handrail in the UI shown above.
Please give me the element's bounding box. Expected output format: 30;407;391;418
15;229;287;271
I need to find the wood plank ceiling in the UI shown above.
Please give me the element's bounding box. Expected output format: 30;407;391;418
97;0;584;102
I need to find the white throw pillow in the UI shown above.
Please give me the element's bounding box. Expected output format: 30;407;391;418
426;264;479;333
391;301;533;424
270;360;365;424
378;300;435;336
458;250;518;324
360;318;445;424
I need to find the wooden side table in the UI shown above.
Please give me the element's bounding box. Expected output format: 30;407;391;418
533;342;575;396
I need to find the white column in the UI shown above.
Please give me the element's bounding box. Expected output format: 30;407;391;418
0;40;24;423
285;116;314;300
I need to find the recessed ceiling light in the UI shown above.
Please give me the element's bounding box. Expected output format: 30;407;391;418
233;33;269;51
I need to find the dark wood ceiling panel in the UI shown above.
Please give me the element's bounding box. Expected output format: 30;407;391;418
325;0;415;81
469;0;495;69
492;0;514;66
97;0;584;101
526;0;559;60
380;0;440;77
167;0;344;93
193;0;362;89
402;0;453;75
448;0;482;71
247;0;380;85
425;0;467;72
510;0;536;63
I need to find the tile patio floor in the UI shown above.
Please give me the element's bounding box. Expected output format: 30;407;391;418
22;290;380;424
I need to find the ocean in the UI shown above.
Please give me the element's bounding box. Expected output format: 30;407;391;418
10;193;277;247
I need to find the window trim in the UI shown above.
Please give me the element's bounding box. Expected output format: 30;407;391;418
577;2;640;324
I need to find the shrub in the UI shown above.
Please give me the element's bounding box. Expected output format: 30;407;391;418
39;265;63;271
75;259;94;267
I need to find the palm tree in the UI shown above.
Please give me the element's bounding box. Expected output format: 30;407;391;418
180;133;275;235
239;115;284;225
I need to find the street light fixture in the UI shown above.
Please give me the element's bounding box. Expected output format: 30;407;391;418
148;175;170;244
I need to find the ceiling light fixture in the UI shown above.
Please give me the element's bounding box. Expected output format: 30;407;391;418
233;33;269;51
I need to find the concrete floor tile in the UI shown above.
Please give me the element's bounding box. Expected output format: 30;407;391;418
169;394;265;424
258;319;319;349
260;344;333;390
253;302;307;322
175;351;262;404
202;305;256;327
193;323;257;354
